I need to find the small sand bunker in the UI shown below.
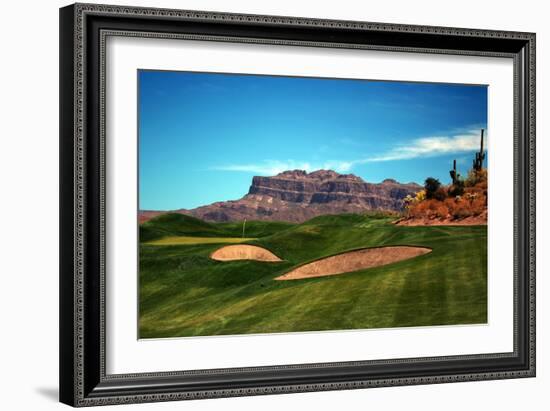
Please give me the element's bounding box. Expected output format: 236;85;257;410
211;244;282;262
275;246;431;280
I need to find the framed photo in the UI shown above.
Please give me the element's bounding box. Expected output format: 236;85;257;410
59;3;536;407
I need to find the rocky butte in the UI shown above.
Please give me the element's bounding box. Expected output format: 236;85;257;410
140;169;422;223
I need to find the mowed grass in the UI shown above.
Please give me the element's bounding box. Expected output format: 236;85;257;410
146;236;257;245
139;213;487;338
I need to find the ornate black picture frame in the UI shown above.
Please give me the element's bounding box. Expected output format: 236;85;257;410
59;3;535;407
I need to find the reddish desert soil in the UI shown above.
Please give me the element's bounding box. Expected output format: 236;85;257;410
211;244;282;262
275;246;431;280
396;211;487;226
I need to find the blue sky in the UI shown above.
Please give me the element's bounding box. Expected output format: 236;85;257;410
139;70;487;210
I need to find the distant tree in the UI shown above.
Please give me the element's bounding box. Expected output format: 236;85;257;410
424;177;442;199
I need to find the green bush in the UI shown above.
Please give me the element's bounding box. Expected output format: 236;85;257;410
424;177;442;199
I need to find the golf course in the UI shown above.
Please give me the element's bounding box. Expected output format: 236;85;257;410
139;212;487;338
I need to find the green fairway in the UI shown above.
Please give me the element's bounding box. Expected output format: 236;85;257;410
146;236;257;245
139;213;487;338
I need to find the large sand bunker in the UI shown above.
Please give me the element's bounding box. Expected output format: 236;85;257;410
275;246;431;280
211;244;282;262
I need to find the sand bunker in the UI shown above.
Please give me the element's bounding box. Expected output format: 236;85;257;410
275;246;431;280
211;244;282;262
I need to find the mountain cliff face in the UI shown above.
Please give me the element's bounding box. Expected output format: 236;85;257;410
141;170;422;223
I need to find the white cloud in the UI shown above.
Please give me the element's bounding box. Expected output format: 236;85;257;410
214;160;313;175
324;160;354;172
212;129;485;175
212;159;354;175
362;130;485;163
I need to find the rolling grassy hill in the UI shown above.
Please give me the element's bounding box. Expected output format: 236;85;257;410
139;213;487;338
140;213;295;242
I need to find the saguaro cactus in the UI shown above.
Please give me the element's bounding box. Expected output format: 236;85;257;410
449;159;460;185
473;129;485;171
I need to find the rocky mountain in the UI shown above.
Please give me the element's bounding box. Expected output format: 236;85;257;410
140;170;422;223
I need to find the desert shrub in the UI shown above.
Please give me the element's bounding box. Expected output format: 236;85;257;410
465;168;488;187
426;201;439;219
403;194;414;206
443;197;458;216
415;190;426;202
434;203;449;219
452;202;473;219
424;177;441;199
448;179;465;197
407;168;487;221
476;178;488;191
446;190;487;219
433;186;448;201
408;199;429;218
470;196;486;216
408;199;448;219
403;190;427;217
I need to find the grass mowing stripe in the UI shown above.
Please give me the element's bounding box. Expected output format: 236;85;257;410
139;214;487;338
